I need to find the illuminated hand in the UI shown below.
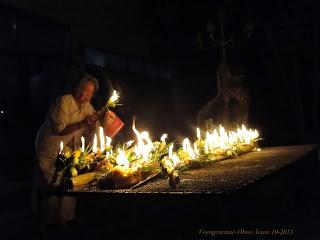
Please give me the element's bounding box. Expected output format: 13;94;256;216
85;113;98;125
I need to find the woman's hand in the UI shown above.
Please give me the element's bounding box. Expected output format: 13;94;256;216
57;113;98;136
83;113;98;132
85;113;98;125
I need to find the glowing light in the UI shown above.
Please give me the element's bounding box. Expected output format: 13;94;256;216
169;144;173;158
116;149;130;169
59;141;64;154
196;124;260;154
109;90;119;104
194;142;199;156
172;153;181;167
81;136;85;152
182;138;196;159
126;140;134;147
160;133;168;143
99;127;105;150
196;127;201;140
132;120;153;161
92;134;98;153
106;136;112;147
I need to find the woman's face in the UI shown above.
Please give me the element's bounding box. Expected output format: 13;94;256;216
77;81;95;104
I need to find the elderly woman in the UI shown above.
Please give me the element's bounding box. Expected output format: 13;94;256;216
33;73;100;227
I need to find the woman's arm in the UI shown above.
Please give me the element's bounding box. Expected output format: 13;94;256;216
57;121;85;136
57;114;98;136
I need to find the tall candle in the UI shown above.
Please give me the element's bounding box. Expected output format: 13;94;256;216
93;134;98;153
106;136;112;147
99;127;105;150
59;141;64;154
196;127;201;140
81;136;85;153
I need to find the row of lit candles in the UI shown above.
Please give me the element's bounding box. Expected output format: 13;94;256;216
58;124;260;171
59;126;112;155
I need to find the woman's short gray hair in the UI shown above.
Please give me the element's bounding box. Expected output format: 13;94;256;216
79;74;99;91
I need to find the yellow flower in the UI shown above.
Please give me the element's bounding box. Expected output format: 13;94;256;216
69;167;78;177
64;151;71;158
73;150;81;159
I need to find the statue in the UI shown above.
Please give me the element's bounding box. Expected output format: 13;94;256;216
196;11;251;130
197;61;250;130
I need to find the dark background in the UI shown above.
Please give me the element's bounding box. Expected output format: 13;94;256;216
0;0;319;238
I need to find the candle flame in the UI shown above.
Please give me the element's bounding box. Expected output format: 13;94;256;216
93;134;98;153
106;136;112;147
196;127;201;140
172;153;181;167
81;136;85;152
196;124;259;154
99;127;105;150
160;133;168;143
132;119;153;161
194;142;199;155
126;140;134;147
116;149;130;169
169;144;173;158
59;141;64;154
109;90;119;103
182;138;196;159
